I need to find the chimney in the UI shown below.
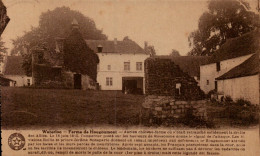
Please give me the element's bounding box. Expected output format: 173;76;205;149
144;41;148;49
71;18;79;29
114;38;117;45
97;44;103;53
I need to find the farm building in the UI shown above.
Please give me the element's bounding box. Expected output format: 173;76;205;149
216;54;259;105
3;56;32;87
200;31;259;94
200;30;259;104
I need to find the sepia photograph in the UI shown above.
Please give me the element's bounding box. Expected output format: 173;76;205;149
0;0;259;155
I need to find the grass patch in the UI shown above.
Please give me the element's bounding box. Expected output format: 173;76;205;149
1;87;144;129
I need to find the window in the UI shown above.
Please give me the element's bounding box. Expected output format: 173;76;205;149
176;83;181;96
107;65;111;70
216;62;220;71
136;62;142;71
215;81;217;90
27;79;31;86
124;62;130;71
207;80;209;85
106;77;113;86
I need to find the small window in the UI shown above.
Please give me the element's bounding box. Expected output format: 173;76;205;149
176;83;181;96
215;81;217;90
124;62;130;71
106;77;113;86
27;79;31;86
38;53;44;64
136;62;142;71
107;65;111;70
216;62;220;71
207;80;209;85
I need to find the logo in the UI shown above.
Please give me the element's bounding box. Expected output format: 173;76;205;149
8;133;25;150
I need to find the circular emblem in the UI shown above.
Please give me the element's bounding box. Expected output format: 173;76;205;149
8;133;25;150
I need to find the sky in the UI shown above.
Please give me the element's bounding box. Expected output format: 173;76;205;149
1;0;258;56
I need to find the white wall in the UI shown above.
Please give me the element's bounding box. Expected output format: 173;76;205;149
4;75;32;87
217;75;259;105
97;53;150;92
200;54;253;93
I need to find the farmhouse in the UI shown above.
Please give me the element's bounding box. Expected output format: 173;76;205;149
3;56;32;86
86;38;150;94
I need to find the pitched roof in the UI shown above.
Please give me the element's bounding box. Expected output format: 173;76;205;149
216;54;258;80
0;75;15;82
205;30;260;64
154;55;210;77
4;56;26;75
85;40;148;54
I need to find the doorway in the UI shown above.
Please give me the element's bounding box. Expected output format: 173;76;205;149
74;74;82;89
122;77;143;94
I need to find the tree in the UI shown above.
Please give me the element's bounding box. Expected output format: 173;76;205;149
11;6;107;55
0;0;10;37
169;49;181;57
13;7;107;75
188;0;259;56
0;38;7;62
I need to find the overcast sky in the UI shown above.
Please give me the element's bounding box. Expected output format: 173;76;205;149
1;0;258;55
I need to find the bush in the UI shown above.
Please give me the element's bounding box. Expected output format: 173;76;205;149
223;99;259;126
224;96;233;104
178;107;215;128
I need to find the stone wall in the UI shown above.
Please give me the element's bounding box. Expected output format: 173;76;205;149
145;58;204;100
142;95;207;124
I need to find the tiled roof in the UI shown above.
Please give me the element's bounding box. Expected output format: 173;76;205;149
205;30;259;64
216;54;258;80
85;40;148;54
154;55;210;77
4;56;26;75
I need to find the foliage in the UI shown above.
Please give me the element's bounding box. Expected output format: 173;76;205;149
188;0;259;56
64;28;99;81
169;49;181;57
0;38;7;62
11;7;107;56
178;107;215;128
223;99;259;126
11;7;106;75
